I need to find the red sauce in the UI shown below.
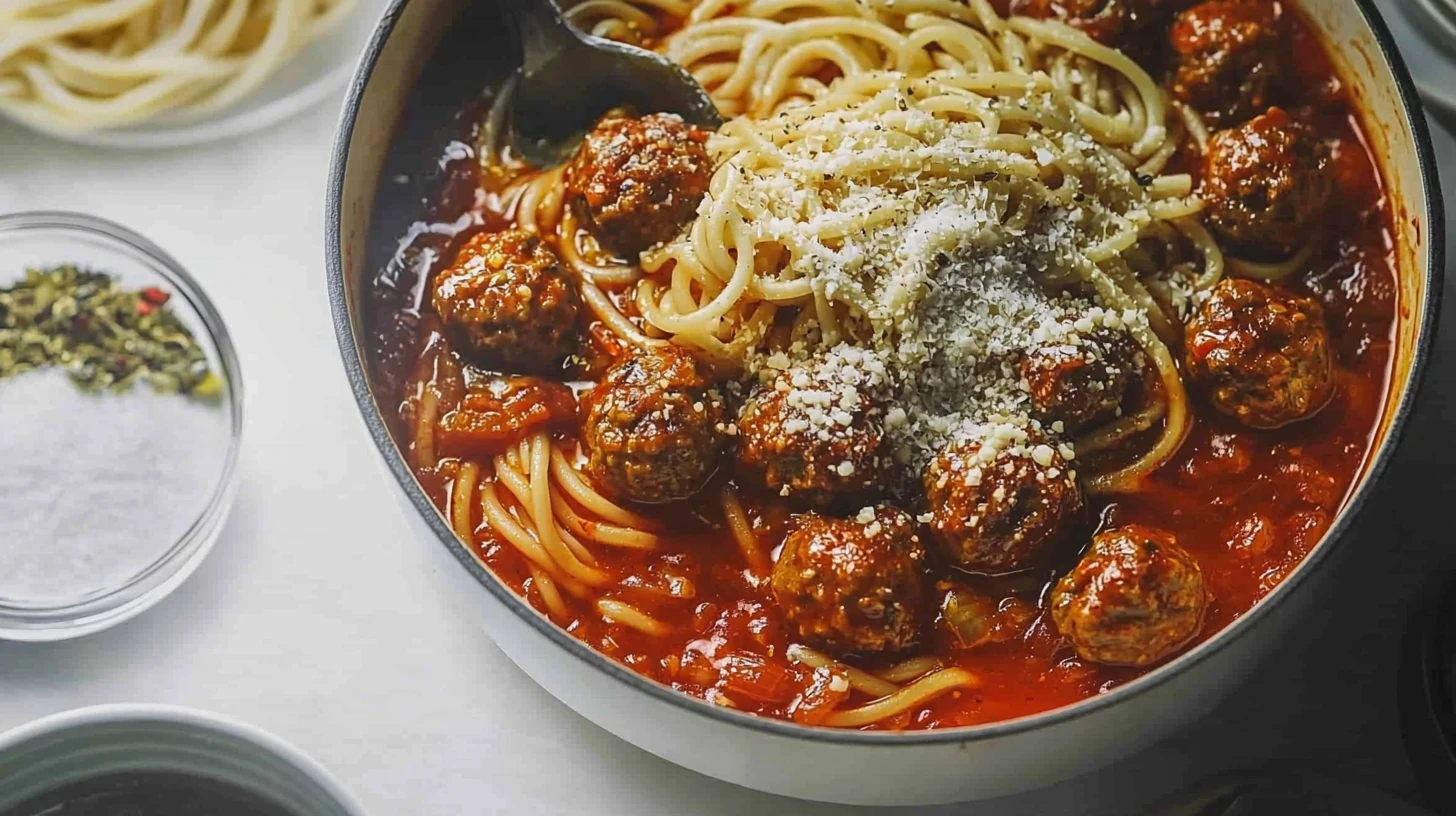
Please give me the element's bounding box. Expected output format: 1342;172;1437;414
366;4;1399;729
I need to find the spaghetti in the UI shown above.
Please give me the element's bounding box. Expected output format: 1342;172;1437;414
465;0;1220;727
0;0;354;132
379;0;1392;731
494;0;1223;494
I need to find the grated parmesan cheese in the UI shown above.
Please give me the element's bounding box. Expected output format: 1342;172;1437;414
704;73;1166;488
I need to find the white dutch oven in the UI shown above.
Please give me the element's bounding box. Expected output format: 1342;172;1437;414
326;0;1444;805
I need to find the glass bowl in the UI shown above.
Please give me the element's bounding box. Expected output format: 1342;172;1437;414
0;211;243;640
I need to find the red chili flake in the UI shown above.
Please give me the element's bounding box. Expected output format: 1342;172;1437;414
139;287;171;306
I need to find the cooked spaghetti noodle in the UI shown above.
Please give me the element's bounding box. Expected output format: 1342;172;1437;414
458;0;1218;727
497;0;1222;495
374;0;1397;731
0;0;355;132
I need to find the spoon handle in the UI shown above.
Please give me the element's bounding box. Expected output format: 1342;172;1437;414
498;0;585;74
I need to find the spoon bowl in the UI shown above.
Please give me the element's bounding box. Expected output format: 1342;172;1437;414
501;0;722;167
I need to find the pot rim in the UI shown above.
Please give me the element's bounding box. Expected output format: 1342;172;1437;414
324;0;1446;746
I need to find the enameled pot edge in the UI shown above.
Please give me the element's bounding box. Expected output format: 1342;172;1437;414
324;0;1445;804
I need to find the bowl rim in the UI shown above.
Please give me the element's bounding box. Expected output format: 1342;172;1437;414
0;703;370;814
325;0;1446;745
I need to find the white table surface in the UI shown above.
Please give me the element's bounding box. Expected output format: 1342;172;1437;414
2;95;1456;816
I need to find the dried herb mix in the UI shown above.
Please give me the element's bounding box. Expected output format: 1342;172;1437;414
0;264;221;398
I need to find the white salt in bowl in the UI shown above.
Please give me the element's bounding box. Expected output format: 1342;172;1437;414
0;212;243;640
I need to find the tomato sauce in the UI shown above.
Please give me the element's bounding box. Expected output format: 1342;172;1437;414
365;3;1398;729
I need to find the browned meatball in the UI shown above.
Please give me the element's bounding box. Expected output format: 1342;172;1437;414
1021;331;1139;435
432;229;579;372
1185;277;1334;429
582;345;726;503
734;355;895;508
567;113;713;257
1170;0;1282;127
771;507;927;656
922;425;1084;573
1202;108;1332;259
1050;525;1208;667
1010;0;1169;50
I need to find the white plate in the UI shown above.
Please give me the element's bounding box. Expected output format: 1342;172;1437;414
1;0;392;150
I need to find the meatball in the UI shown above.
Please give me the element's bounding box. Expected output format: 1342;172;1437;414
771;506;927;656
1170;0;1282;127
922;425;1085;573
432;229;579;372
582;345;726;504
1010;0;1169;50
1050;525;1208;667
1202;108;1332;259
567;113;713;257
1020;331;1139;435
734;355;895;507
1185;277;1334;429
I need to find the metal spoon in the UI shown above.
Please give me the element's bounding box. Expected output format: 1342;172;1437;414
498;0;723;167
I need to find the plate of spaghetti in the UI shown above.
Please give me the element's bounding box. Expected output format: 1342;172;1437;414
329;0;1441;803
0;0;387;147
